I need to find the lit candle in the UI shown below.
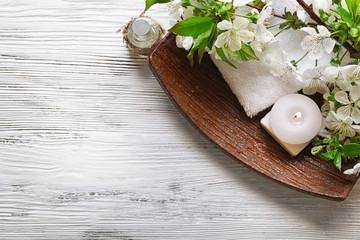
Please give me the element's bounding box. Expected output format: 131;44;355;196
269;94;322;145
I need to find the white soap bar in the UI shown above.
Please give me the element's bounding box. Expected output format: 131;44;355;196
260;113;311;157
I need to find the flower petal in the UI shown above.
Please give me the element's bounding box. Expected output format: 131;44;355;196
339;65;359;81
351;107;360;124
214;32;229;48
337;105;351;120
228;36;242;51
322;38;336;53
344;163;360;176
254;25;273;43
217;20;232;31
350;86;360;101
325;111;338;128
344;169;355;175
343;116;354;125
182;37;194;50
337;81;353;91
297;9;307;22
351;124;360;131
302;86;317;95
233;17;250;30
301;27;317;36
317;25;331;37
239;30;254;43
341;125;356;139
307;45;325;60
322;66;339;82
335;91;350;105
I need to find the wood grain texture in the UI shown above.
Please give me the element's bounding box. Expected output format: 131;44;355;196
149;33;359;201
1;0;360;239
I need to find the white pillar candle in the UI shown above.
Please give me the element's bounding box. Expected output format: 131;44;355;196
269;94;322;145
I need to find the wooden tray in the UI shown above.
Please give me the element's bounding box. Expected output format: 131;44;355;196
148;33;359;201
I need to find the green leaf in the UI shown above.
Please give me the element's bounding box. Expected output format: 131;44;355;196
345;0;360;18
226;44;259;61
336;6;354;25
311;145;326;155
345;0;354;13
187;23;214;65
207;22;218;49
334;150;342;171
342;143;360;158
169;17;213;37
321;149;339;160
145;0;171;11
351;136;360;143
216;47;237;69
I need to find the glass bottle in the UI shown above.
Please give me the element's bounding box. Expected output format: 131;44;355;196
126;17;161;50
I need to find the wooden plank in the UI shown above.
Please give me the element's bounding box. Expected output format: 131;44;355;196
0;0;360;239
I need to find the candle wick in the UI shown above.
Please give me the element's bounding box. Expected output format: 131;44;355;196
294;112;302;120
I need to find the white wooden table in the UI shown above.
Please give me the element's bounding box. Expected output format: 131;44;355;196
1;0;360;239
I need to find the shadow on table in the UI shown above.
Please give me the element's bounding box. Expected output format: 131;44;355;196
166;106;360;232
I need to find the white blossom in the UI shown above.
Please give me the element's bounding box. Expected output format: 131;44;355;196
337;65;360;91
325;111;360;140
253;2;274;44
257;40;283;66
302;66;338;95
334;86;360;124
344;163;360;176
271;61;301;84
250;3;274;55
215;18;254;52
176;35;194;51
258;40;302;84
301;25;336;60
168;0;184;20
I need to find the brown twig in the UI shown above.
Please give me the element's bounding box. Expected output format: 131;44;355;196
295;0;360;59
295;0;324;25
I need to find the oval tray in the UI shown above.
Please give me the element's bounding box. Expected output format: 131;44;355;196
148;33;359;201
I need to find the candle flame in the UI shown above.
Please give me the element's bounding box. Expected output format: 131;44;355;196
294;112;302;120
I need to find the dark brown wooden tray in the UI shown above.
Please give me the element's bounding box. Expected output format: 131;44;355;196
148;33;359;201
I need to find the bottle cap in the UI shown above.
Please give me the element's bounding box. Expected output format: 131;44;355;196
132;18;152;36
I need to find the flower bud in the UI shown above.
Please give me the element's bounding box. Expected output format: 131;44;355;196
350;28;359;38
311;145;325;155
319;9;330;22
